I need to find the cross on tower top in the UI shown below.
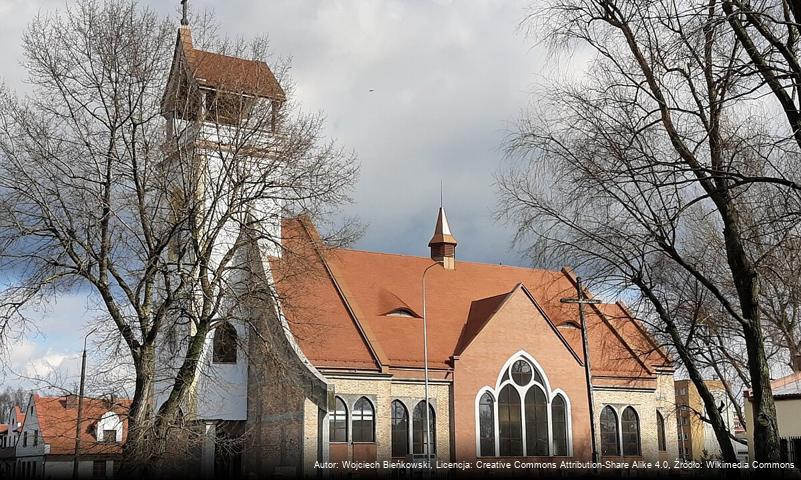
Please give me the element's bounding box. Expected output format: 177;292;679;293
180;0;189;26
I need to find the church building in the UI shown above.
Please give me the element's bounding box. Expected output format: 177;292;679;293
155;10;680;478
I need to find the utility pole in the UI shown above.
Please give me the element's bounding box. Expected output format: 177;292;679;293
73;327;98;480
561;277;601;466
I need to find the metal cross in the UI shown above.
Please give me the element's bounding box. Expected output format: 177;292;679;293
561;276;601;466
180;0;189;26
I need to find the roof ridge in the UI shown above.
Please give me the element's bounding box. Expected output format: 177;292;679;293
560;270;655;376
192;47;270;67
332;247;563;273
297;218;390;372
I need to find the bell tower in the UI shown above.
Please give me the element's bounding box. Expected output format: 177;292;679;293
155;0;289;425
428;207;458;270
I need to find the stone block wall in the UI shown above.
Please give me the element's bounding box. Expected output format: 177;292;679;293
593;373;679;463
326;376;451;462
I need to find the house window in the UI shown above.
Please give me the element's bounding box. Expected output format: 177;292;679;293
621;407;641;456
23;432;27;447
524;386;548;455
351;397;374;442
391;400;409;458
412;401;436;455
600;406;620;456
656;411;666;452
329;397;347;443
498;384;523;456
103;429;118;443
478;392;495;456
93;460;106;479
33;430;38;447
552;394;568;456
212;322;237;363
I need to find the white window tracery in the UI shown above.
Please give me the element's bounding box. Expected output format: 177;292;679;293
474;351;573;457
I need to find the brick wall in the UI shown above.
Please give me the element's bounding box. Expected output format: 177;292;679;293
453;287;593;461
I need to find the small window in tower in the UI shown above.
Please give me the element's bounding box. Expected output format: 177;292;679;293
387;308;416;318
212;322;238;364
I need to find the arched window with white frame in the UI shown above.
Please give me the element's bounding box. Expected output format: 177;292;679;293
524;386;548;455
474;352;572;458
498;384;522;456
551;394;568;456
478;392;495;456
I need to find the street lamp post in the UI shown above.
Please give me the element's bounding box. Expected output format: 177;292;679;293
560;277;601;466
421;262;440;470
73;327;98;480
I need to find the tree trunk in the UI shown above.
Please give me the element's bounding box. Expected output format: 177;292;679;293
121;345;156;476
637;280;739;462
743;320;782;461
722;209;781;462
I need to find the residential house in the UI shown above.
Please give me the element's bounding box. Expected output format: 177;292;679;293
9;394;128;479
674;379;736;460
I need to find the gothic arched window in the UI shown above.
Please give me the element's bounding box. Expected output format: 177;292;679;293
525;386;548;456
600;406;620;457
552;394;568;456
621;407;641;456
498;384;523;456
477;354;573;458
656;411;666;452
412;401;436;455
329;397;347;443
478;392;495;456
391;400;409;458
352;397;375;442
212;322;237;363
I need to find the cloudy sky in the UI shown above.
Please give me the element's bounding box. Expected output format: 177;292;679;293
0;0;576;390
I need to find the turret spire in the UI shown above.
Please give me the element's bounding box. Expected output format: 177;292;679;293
428;206;457;270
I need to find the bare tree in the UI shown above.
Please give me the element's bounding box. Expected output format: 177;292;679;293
498;0;801;462
0;386;27;417
0;0;358;473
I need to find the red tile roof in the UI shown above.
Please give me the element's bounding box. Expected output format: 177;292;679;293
270;220;382;370
0;424;7;434
597;302;672;369
746;371;801;399
187;50;285;100
272;217;670;382
178;27;285;101
33;396;130;455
